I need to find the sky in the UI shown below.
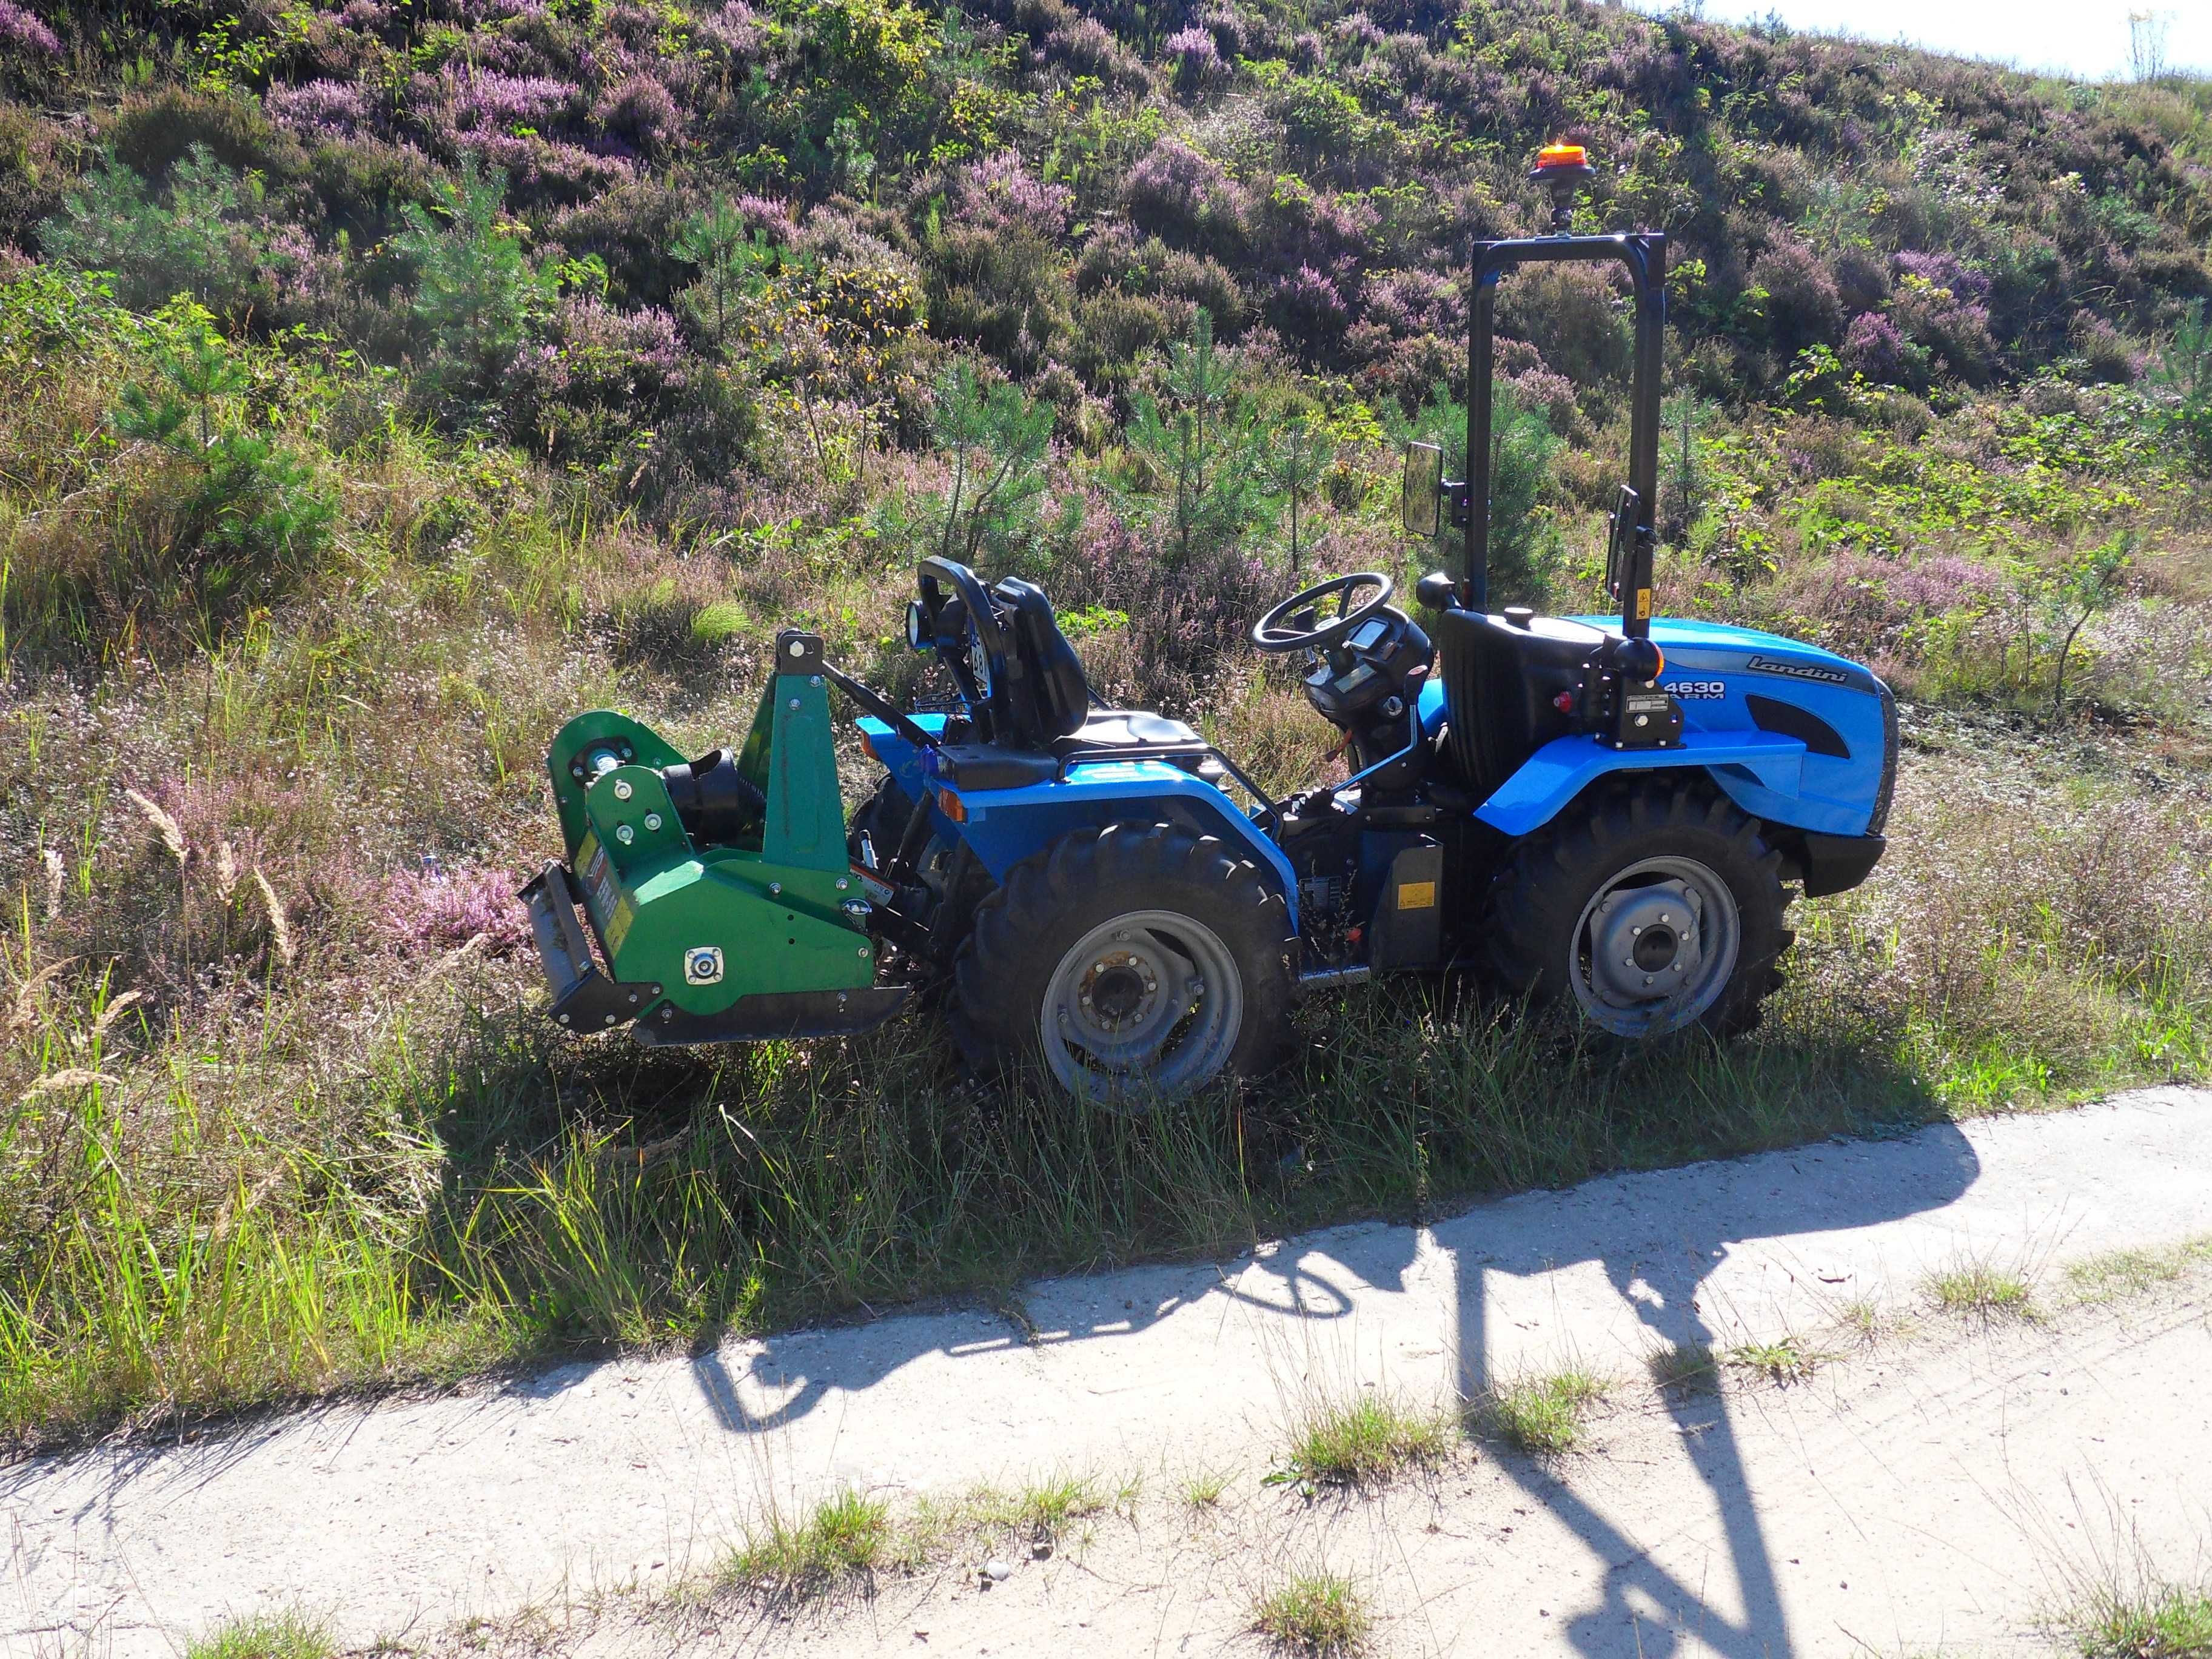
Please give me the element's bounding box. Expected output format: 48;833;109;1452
1625;1;2212;84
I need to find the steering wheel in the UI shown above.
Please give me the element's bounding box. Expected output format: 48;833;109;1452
1250;572;1395;654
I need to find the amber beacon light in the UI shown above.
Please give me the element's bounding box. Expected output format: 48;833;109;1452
1530;142;1595;231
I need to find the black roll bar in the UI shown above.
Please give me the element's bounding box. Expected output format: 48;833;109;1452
1462;231;1666;638
916;555;1015;740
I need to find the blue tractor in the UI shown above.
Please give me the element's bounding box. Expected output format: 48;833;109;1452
524;148;1895;1104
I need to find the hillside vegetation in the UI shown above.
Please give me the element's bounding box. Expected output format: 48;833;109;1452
1;0;2208;1445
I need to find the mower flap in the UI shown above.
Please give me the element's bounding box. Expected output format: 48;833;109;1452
520;859;660;1032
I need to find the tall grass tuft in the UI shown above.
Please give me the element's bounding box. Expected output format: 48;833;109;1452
184;1610;334;1659
719;1489;893;1601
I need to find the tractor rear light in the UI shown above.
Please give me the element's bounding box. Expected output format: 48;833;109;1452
859;730;880;763
1553;690;1577;714
1536;142;1587;170
935;785;967;823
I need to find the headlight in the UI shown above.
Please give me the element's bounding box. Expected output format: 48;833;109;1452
969;634;991;692
905;599;928;651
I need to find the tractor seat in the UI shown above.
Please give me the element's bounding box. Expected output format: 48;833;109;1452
993;577;1093;746
1052;709;1208;762
987;578;1211;765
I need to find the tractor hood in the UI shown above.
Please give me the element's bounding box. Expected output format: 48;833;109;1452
1605;617;1886;698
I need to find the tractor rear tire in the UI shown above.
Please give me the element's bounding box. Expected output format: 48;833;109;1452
1485;779;1792;1040
951;822;1295;1108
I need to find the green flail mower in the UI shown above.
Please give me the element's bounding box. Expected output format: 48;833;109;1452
522;632;907;1047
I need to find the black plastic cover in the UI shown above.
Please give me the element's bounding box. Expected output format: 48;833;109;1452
1799;832;1886;899
660;749;766;846
934;744;1060;791
1433;608;1610;799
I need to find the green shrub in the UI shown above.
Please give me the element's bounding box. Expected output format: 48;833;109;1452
928;359;1053;568
109;309;337;602
1117;308;1272;566
394;159;556;414
1392;381;1560;607
2150;299;2212;475
41;144;287;321
925;224;1071;377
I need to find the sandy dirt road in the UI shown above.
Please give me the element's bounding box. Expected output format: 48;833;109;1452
5;1087;2208;1657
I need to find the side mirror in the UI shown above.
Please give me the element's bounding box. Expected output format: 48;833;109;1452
1400;441;1443;538
1604;484;1641;602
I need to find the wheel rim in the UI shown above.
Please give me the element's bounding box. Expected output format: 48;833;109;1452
1569;854;1741;1037
1039;910;1245;1106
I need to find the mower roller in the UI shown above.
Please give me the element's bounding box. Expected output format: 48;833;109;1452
523;146;1896;1104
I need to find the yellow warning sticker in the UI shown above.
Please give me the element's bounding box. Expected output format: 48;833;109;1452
1635;588;1653;620
1396;880;1438;911
604;894;636;956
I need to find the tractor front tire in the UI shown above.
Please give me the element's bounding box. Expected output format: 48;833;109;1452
1486;779;1792;1040
951;823;1295;1108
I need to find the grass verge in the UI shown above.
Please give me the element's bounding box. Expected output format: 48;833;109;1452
967;1472;1110;1543
718;1489;895;1602
1925;1258;2037;1318
1726;1335;1827;1384
1182;1465;1231;1508
2072;1583;2212;1658
2064;1238;2212;1304
1647;1341;1720;1395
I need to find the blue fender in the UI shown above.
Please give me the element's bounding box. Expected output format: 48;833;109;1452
855;718;1300;927
1473;730;1814;837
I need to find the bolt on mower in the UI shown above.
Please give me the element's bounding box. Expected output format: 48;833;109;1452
521;146;1897;1106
